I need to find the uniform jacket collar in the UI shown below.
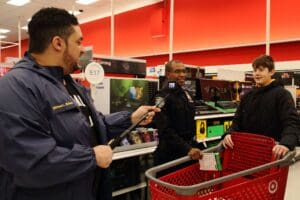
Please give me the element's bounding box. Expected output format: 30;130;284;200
13;51;65;84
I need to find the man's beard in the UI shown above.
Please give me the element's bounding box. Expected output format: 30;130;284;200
63;48;78;74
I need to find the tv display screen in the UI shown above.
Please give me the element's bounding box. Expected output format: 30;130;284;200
184;78;202;100
110;79;158;113
199;78;232;102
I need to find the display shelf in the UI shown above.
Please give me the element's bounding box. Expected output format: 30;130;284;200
112;182;147;197
196;136;222;148
195;113;234;120
196;136;222;143
113;141;157;160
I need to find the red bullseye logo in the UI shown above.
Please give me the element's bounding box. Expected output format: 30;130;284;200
268;180;278;194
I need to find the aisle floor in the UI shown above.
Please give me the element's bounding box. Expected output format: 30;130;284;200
284;147;300;200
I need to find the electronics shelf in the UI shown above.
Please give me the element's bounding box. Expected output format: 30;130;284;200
196;136;222;143
112;182;147;197
111;143;157;198
195;113;234;120
113;141;157;160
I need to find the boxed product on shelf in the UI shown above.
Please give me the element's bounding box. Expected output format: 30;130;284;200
207;124;224;137
120;128;159;146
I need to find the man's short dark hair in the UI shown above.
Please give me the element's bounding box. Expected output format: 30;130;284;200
165;60;183;72
28;7;79;53
252;55;275;71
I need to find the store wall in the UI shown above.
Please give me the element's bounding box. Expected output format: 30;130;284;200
81;17;111;55
1;39;28;62
2;0;300;67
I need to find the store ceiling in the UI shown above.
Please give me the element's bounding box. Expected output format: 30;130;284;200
0;0;162;44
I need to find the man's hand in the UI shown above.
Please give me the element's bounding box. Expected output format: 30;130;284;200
272;144;289;159
222;134;234;149
188;148;203;160
131;105;161;125
93;145;113;168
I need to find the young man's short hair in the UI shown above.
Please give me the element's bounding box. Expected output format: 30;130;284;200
252;55;275;71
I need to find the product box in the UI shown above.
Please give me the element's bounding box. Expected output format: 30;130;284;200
207;125;224;138
196;119;207;140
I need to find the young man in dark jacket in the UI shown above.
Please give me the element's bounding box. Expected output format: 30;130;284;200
0;7;159;200
223;55;300;158
153;60;202;167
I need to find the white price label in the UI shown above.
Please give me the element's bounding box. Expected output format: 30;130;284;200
84;62;104;84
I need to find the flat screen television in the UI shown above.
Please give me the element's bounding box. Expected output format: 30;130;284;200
199;78;232;102
158;76;202;100
110;79;158;113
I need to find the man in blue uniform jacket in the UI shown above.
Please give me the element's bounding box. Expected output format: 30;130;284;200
0;7;159;200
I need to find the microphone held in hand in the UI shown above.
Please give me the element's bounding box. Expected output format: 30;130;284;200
108;96;166;149
108;80;179;149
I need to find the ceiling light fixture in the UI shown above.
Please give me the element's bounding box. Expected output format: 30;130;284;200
0;28;11;34
0;35;7;39
75;0;98;5
21;26;28;31
6;0;30;6
68;10;81;16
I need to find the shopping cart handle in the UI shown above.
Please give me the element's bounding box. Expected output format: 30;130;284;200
145;143;223;194
146;142;223;178
293;147;300;162
146;147;296;196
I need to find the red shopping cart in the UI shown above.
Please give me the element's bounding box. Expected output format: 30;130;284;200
146;132;299;200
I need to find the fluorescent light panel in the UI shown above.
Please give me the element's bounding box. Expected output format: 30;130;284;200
0;28;11;34
76;0;98;5
68;10;81;16
0;35;7;39
6;0;30;6
21;26;28;31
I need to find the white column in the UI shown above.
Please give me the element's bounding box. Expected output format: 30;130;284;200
111;0;115;56
265;0;271;55
18;16;21;58
169;0;174;60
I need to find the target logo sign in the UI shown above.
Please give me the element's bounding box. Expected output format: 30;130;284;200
268;180;278;194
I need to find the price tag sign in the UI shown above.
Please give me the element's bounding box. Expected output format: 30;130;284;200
84;62;104;84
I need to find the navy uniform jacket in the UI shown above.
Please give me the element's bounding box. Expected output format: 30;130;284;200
0;53;132;200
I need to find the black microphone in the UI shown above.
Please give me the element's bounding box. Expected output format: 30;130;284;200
108;92;166;149
108;80;178;149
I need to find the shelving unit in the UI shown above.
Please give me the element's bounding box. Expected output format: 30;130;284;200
111;142;158;199
113;141;157;161
195;113;234;120
112;182;147;197
195;113;235;147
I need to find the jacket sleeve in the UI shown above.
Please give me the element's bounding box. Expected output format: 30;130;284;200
78;83;132;140
155;112;191;154
0;77;97;188
153;96;192;155
0;110;97;188
222;98;244;138
277;90;299;150
102;111;132;139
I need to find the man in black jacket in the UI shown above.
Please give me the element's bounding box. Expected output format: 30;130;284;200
153;60;202;168
223;55;300;158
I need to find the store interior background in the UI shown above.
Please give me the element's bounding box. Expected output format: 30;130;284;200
2;0;300;67
1;0;300;200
